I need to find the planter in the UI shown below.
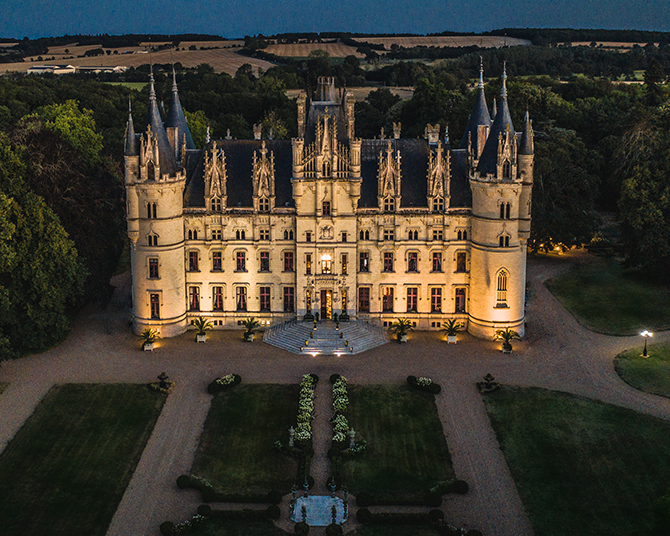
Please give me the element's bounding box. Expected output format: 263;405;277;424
196;334;207;343
143;342;155;351
447;335;457;344
244;333;255;342
398;334;408;343
502;344;512;354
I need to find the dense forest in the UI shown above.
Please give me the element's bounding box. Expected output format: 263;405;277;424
0;37;669;358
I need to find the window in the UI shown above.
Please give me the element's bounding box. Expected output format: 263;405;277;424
432;229;443;241
283;287;295;312
305;253;312;275
322;201;331;216
383;229;395;241
341;232;347;242
283;230;295;240
341;289;347;314
383;287;394;312
383;252;394;272
341;253;348;275
147;202;157;219
149;258;159;279
187;230;198;240
211;197;222;212
503;160;511;179
433;197;444;212
321;255;332;274
212;252;222;272
497;271;508;305
150;294;160;319
189;286;200;311
306;231;312;243
260;229;270;241
358;287;370;312
236;229;246;240
259;197;270;212
213;287;223;311
432;252;442;272
212;229;222;240
455;288;466;313
359;252;369;272
148;234;158;246
500;202;511;219
359;230;370;240
236;251;246;271
189;251;199;271
306;289;312;313
284;252;294;272
407;288;418;312
260;251;270;272
499;235;510;247
457;229;468;241
236;287;247;311
407;252;418;272
431;288;442;313
408;229;419;240
456;252;467;272
260;286;271;311
384;197;395;212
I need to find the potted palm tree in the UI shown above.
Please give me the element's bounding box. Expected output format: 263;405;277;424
140;328;159;351
494;328;521;354
194;316;213;343
242;317;261;342
389;318;413;343
443;319;462;344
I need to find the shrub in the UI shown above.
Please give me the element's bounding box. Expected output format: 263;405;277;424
428;509;445;521
197;504;212;516
309;373;319;383
356;508;373;523
207;374;241;394
159;521;175;535
325;523;343;536
407;375;441;394
430;479;469;495
266;489;283;504
330;373;341;384
452;480;469;494
295;521;310;535
266;504;281;520
176;475;190;489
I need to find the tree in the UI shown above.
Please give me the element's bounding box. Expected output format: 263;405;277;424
644;59;667;106
184;110;210;148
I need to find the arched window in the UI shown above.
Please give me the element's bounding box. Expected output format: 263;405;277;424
497;271;508;305
322;201;331;216
463;230;468;240
289;230;294;240
499;235;510;247
502;161;511;180
284;230;289;240
147;161;155;181
188;230;193;240
457;230;462;240
323;161;331;177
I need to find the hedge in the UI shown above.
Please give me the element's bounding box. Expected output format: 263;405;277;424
175;475;282;504
356;491;442;507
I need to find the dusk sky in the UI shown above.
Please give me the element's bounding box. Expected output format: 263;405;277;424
2;0;670;39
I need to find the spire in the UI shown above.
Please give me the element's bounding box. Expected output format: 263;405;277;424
501;62;508;99
124;97;138;156
478;56;485;89
519;109;534;155
144;69;177;176
460;59;491;151
491;98;497;120
149;69;156;102
165;65;195;159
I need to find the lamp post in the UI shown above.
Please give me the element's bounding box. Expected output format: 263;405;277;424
641;330;653;357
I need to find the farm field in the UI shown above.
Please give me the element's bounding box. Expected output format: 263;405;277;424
363;35;531;49
285;86;414;101
265;41;363;58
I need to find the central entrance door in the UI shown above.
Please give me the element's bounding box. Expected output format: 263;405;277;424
320;290;332;320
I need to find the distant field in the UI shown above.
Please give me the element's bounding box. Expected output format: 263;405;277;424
285;86;414;101
569;41;660;48
364;35;531;50
265;41;363;58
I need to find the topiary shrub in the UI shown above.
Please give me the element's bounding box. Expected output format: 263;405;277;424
452;480;469;494
176;475;190;489
295;521;310;535
428;509;444;522
266;504;281;520
159;521;175;536
266;489;283;504
197;504;212;516
407;375;417;384
309;373;319;383
356;491;373;507
325;523;343;536
330;373;341;384
356;508;372;524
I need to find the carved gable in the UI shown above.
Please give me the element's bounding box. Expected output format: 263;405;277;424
204;141;227;206
252;141;275;209
377;141;402;208
427;140;451;207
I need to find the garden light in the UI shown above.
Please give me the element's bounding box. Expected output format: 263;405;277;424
641;330;653;357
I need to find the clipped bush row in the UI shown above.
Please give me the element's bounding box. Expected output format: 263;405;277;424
207;374;242;394
407;375;442;394
356;508;444;525
176;475;282;504
430;479;470;495
356;491;442;507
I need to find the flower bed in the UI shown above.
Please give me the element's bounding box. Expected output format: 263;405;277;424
407;375;442;395
206;373;241;394
149;381;175;394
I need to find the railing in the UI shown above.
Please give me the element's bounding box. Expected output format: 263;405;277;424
263;317;299;341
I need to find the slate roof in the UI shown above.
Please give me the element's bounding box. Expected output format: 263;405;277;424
124;111;138;156
459;87;491;151
519;112;534;156
165;72;195;159
144;75;177;176
450;150;472;208
305;103;349;145
476;95;515;176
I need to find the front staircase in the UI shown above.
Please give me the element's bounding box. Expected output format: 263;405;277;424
263;319;388;355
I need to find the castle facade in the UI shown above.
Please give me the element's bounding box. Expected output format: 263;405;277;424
124;67;534;338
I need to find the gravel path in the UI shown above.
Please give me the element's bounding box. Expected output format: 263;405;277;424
0;251;669;536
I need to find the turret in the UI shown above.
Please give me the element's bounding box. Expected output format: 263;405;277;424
517;110;534;242
461;57;492;161
165;67;195;161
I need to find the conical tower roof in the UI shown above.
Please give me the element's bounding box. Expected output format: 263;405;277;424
124;97;138;156
519;109;534;155
477;64;515;176
144;71;177;176
165;67;195;159
460;58;492;150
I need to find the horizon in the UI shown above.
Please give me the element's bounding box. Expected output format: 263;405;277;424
2;0;670;40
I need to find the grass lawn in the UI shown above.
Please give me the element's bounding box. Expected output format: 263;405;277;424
103;81;147;90
192;384;299;495
483;386;670;536
188;519;288;535
0;383;166;536
341;385;454;501
615;341;670;398
545;256;670;335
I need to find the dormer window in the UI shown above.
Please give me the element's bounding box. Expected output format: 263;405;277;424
322;201;331;216
211;197;222;212
502;161;511;180
384;197;395;212
259;197;270;212
433;197;444;212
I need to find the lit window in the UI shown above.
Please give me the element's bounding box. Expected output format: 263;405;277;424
383;287;394;312
305;253;312;275
406;288;417;312
149;258;159;279
213;287;223;311
321;254;332;274
497;271;508;305
189;286;200;311
341;253;348;275
431;288;442;313
432;252;442;272
359;252;369;272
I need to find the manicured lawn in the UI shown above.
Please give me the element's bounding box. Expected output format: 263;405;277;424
545;256;670;335
615;342;670;398
341;385;454;501
192;384;299;496
0;383;166;536
483;386;670;536
188;519;288;535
